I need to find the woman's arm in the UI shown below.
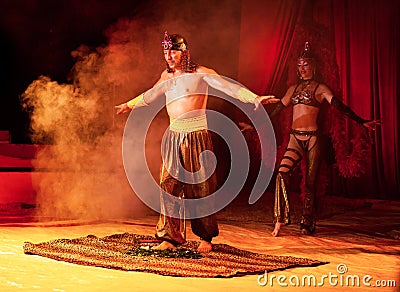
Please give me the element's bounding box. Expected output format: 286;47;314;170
268;85;295;118
319;83;379;129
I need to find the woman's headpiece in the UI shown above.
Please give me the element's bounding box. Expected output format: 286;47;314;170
298;41;314;60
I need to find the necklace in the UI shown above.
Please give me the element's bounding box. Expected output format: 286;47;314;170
301;79;312;91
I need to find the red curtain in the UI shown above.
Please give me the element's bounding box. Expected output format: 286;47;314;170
238;0;400;198
330;0;399;198
238;0;305;95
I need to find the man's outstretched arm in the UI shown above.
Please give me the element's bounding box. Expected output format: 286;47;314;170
115;71;168;114
199;67;279;109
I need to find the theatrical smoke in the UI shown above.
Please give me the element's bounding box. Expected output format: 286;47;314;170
19;0;242;220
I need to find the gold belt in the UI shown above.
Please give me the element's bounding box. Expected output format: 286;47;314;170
169;114;208;133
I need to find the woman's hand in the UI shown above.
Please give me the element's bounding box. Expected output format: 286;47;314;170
363;120;381;130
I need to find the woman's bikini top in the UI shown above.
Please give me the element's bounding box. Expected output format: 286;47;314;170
290;80;321;108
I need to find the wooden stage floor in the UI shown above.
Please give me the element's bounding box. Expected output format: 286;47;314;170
0;198;399;291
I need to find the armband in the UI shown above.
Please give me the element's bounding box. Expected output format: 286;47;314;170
269;101;285;118
126;93;148;109
237;87;258;103
330;97;367;125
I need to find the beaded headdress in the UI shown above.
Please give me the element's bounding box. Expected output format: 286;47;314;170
161;31;187;51
298;41;314;60
161;31;196;73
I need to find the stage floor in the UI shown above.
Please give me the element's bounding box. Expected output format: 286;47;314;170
0;199;399;291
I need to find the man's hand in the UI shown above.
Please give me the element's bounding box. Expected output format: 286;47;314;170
254;95;280;110
115;103;131;115
238;122;254;132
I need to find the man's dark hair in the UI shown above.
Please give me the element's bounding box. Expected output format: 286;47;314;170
162;32;198;73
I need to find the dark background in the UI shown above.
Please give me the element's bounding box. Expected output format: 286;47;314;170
0;0;147;142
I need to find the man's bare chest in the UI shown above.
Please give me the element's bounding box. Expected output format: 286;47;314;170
165;74;207;100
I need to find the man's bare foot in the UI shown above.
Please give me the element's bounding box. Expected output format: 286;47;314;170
197;240;212;253
151;241;176;250
271;222;285;237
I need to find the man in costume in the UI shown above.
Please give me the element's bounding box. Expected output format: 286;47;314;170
269;42;379;237
116;32;278;252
